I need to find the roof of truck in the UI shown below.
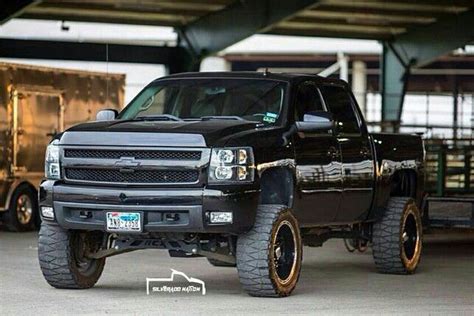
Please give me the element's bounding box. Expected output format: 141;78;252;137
156;71;348;86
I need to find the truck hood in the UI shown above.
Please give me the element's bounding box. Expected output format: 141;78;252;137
60;119;260;147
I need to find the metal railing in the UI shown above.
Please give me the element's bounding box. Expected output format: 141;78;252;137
359;91;473;139
424;138;473;197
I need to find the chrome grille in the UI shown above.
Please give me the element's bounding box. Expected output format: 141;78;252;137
64;149;201;160
65;168;199;184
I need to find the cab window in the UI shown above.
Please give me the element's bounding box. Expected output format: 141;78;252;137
295;81;325;121
319;85;361;135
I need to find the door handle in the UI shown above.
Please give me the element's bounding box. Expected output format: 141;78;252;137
327;146;340;159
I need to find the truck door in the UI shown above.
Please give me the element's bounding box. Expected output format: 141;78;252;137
13;89;63;175
293;81;343;225
319;84;374;222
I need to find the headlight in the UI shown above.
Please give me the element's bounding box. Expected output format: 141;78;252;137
209;147;254;183
45;139;61;180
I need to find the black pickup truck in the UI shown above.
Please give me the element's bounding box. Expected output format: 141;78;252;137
38;72;424;297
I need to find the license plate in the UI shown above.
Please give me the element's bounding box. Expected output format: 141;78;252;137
106;212;142;232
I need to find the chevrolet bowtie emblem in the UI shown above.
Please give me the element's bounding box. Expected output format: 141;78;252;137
114;157;140;167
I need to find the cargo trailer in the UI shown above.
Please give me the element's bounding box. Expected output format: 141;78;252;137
0;62;124;231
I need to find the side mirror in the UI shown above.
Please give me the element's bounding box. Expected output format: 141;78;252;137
295;111;333;132
96;109;118;121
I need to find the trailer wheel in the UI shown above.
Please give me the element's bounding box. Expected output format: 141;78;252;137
4;184;38;231
236;205;302;297
38;223;105;289
372;197;423;274
207;258;236;267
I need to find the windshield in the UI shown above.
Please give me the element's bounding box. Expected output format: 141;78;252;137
118;78;286;124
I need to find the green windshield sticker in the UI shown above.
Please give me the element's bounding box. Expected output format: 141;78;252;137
263;112;278;123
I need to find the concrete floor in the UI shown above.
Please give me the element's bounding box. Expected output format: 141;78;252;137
1;231;473;315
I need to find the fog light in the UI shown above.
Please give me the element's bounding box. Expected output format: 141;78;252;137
41;206;54;219
209;211;233;224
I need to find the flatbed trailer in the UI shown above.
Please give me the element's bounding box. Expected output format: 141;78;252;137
423;138;473;229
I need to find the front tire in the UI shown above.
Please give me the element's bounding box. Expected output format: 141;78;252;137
236;205;302;297
372;197;423;274
38;223;105;289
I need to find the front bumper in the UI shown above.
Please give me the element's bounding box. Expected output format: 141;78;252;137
39;180;259;234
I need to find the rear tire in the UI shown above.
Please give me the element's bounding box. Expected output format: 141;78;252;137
236;205;302;297
372;197;422;274
38;223;105;289
4;184;38;232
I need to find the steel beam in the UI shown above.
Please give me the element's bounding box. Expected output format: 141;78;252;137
380;42;410;124
0;38;187;67
381;8;474;124
180;0;320;58
390;9;474;68
0;0;40;24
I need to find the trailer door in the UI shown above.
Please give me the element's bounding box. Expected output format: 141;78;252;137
14;90;63;174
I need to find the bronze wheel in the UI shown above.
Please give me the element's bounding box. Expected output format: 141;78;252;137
16;193;33;225
270;220;299;288
237;205;302;297
4;184;38;231
400;203;422;272
373;197;423;274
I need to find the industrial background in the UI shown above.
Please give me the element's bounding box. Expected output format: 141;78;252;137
0;0;473;314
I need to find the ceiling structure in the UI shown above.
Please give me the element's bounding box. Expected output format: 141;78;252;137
5;0;473;41
1;0;474;125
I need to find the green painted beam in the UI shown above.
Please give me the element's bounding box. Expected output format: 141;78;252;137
381;43;406;123
179;0;320;58
381;8;474;124
390;8;474;68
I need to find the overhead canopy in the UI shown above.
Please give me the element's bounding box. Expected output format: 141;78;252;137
2;0;474;125
3;0;473;41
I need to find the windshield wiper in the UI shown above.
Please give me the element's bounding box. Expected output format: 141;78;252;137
135;114;183;122
199;116;244;121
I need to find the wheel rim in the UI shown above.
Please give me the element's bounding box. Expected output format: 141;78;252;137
403;214;417;260
72;233;98;276
16;194;33;225
401;204;421;269
272;220;298;284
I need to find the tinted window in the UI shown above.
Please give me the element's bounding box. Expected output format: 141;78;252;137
320;85;360;135
119;79;286;125
295;81;325;121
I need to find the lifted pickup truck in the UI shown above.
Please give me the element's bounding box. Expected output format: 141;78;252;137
38;72;424;297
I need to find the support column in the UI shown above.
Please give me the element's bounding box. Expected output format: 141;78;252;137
351;60;367;117
200;56;231;72
380;43;409;131
338;52;349;82
166;46;198;74
453;81;459;140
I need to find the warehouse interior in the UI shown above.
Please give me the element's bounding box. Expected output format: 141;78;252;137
2;0;472;229
0;0;473;313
